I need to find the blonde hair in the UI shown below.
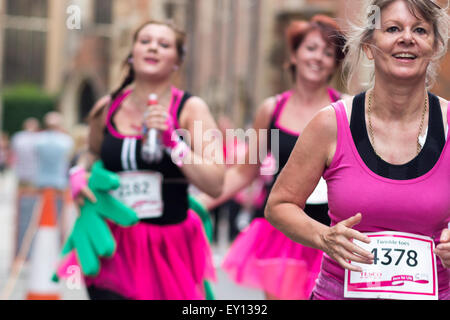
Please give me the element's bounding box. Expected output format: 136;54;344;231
343;0;449;92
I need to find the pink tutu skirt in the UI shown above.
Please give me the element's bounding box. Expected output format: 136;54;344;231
222;218;323;300
59;210;216;300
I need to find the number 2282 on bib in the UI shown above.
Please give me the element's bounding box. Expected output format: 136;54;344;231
110;171;163;220
344;231;438;300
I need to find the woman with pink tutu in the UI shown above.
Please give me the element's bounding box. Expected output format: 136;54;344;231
68;20;224;300
200;15;346;300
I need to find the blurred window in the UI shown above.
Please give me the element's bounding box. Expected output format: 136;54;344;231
6;0;48;17
79;81;96;122
94;0;113;24
3;28;46;86
164;2;176;19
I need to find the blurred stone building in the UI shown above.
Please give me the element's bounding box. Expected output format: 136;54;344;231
0;0;449;130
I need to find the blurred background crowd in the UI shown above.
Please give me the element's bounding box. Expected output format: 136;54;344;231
0;0;449;170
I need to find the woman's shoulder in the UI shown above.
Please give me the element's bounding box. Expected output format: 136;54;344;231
313;104;340;132
178;94;215;129
181;95;210;117
311;93;357;133
251;95;280;130
259;95;279;115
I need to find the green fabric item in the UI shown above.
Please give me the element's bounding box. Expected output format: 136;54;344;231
188;195;215;300
56;169;216;301
188;195;213;242
59;161;139;277
203;280;215;301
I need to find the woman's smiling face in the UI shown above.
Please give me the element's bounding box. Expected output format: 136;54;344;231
132;23;180;79
291;29;337;85
364;0;436;83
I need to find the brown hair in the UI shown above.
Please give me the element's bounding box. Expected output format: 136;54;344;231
286;14;347;80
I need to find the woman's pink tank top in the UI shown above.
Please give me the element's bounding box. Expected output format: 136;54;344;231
316;100;450;299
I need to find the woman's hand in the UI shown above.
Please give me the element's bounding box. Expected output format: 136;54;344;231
196;193;217;211
435;228;450;268
143;104;170;132
75;183;97;207
143;104;180;151
70;166;96;207
319;213;374;272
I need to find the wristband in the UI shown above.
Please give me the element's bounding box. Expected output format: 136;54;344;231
56;161;139;278
168;139;190;167
69;166;87;200
161;115;177;149
160;114;190;167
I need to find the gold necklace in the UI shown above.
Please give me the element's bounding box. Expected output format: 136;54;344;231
367;91;428;157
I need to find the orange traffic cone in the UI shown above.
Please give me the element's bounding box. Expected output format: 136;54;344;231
26;189;61;300
61;188;75;245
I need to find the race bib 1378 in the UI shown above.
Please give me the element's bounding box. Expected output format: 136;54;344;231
344;231;438;300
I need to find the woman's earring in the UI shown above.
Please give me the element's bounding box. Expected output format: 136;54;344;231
128;57;134;64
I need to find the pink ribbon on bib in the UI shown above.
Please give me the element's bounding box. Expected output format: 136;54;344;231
348;275;429;290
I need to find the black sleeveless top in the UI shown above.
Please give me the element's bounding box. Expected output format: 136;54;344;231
100;88;192;225
350;92;446;180
255;90;340;225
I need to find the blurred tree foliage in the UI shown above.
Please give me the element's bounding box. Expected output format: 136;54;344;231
1;84;57;135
